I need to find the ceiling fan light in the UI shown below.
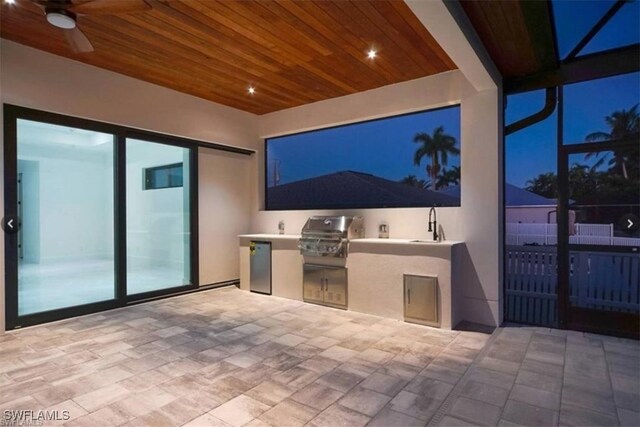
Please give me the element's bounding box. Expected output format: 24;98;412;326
46;9;77;30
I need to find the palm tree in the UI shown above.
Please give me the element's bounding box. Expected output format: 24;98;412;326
399;174;428;189
436;166;460;189
584;104;639;179
413;126;459;190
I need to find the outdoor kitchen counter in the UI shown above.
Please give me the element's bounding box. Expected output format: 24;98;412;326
351;238;463;244
238;234;465;329
239;234;302;302
348;238;464;329
239;234;300;241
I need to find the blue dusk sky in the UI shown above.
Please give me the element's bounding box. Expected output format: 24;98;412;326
552;0;639;58
267;106;460;187
506;71;639;187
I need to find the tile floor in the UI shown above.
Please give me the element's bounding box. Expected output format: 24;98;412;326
0;287;638;427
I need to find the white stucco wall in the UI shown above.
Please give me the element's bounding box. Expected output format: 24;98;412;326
199;148;252;285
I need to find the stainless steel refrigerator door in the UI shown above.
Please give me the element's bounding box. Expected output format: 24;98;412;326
250;241;271;294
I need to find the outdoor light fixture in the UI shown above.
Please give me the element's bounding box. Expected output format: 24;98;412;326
46;9;77;29
248;86;255;95
367;49;377;59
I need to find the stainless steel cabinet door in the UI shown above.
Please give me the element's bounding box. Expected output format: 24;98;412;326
324;267;347;309
404;275;439;326
303;264;324;304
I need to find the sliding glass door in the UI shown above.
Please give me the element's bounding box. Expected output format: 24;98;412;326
4;106;198;329
15;119;116;316
126;138;192;295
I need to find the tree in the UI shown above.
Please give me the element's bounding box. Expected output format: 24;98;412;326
524;161;639;205
568;164;599;202
526;172;557;198
436;166;460;189
525;165;597;201
413;126;460;190
584;104;639;179
399;174;428;189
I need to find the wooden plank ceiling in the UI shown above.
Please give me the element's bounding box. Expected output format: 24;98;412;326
0;0;456;115
460;0;557;80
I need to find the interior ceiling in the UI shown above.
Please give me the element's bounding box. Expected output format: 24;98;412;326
460;0;558;80
0;0;457;115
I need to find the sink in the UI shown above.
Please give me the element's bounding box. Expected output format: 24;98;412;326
409;239;438;243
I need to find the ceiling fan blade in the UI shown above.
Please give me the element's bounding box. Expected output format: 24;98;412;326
14;0;46;15
68;0;151;15
63;27;94;53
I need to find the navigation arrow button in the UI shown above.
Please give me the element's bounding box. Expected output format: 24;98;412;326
619;214;639;235
1;215;20;234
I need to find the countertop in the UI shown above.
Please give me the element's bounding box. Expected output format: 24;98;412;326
239;234;463;246
239;234;301;240
350;238;463;247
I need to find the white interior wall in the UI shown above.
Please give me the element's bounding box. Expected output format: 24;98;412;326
126;141;187;270
18;145;113;262
0;40;259;332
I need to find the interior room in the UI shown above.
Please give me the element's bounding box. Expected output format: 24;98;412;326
0;1;638;426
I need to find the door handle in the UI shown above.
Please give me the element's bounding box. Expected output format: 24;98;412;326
408;288;411;304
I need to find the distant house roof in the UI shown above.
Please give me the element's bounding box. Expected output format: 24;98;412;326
439;184;558;206
267;171;460;210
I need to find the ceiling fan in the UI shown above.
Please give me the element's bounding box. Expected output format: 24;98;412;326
14;0;151;53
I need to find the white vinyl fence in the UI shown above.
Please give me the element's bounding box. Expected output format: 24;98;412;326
507;223;640;246
506;245;640;326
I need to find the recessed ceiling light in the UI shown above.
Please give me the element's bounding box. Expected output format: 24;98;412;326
367;49;377;59
248;86;255;95
4;0;16;5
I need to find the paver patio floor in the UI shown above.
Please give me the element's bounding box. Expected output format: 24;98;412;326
0;287;637;426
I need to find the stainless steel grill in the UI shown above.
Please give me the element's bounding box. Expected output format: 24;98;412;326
298;216;364;258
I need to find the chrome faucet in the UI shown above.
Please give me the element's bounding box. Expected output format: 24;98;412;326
428;206;438;241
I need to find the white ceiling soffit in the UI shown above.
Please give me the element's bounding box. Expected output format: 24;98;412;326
405;0;499;91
